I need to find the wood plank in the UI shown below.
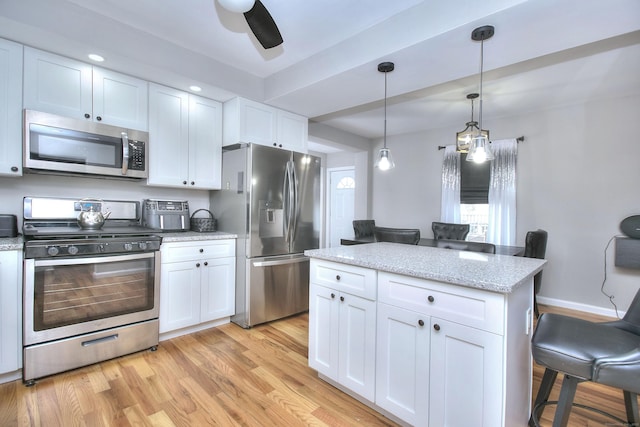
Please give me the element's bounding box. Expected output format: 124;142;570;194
1;305;637;426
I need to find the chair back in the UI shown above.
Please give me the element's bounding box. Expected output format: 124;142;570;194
352;220;375;238
436;239;496;254
524;229;548;259
432;222;470;240
607;288;640;336
374;227;420;245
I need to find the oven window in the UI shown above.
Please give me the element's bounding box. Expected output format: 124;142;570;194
33;258;155;331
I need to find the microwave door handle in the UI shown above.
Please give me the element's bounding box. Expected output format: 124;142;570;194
121;132;129;175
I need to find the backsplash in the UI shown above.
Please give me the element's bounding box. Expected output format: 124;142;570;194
0;174;211;230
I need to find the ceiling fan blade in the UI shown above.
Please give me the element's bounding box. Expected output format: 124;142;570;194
243;0;283;49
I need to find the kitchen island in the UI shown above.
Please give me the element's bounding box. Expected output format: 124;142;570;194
305;242;546;427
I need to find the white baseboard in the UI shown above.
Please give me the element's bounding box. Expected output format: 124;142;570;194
537;296;625;319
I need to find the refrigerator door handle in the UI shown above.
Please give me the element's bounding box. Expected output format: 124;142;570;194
290;162;299;242
252;256;308;267
283;160;295;246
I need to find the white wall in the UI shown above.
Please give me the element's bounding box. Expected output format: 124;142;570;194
0;174;211;229
371;93;640;316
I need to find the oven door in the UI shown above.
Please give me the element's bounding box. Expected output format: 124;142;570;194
24;251;160;346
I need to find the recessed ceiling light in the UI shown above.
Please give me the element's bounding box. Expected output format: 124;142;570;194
189;85;202;92
88;54;104;62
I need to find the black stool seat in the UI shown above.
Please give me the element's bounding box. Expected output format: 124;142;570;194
532;313;640;381
529;289;640;427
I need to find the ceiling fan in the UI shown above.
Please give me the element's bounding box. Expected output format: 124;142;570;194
218;0;283;49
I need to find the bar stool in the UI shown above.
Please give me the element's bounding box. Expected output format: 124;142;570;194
529;289;640;426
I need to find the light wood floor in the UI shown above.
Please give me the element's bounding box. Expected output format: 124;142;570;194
0;305;636;426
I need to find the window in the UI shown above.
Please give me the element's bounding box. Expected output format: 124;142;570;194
460;153;490;242
336;176;355;189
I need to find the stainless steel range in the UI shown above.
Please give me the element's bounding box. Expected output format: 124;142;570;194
22;197;161;385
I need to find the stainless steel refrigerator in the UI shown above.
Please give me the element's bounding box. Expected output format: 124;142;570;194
211;143;321;328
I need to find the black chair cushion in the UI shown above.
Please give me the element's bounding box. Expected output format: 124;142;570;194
353;220;375;238
374;227;420;245
432;222;470;240
435;239;496;254
532;313;640;381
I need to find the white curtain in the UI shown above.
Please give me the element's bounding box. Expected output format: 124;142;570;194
440;145;461;222
487;139;518;246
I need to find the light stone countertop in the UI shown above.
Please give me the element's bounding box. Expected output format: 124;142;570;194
305;242;546;293
159;231;237;242
0;236;23;251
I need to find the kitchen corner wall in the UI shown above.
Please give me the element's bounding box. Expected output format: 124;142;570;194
0;174;211;229
370;93;640;316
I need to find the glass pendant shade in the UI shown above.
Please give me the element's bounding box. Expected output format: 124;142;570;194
218;0;255;13
375;147;395;171
456;122;489;153
466;135;494;163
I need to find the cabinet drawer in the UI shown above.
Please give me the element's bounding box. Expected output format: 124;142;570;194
378;271;504;334
161;239;235;263
310;259;376;300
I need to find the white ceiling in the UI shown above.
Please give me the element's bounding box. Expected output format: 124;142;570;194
1;0;639;147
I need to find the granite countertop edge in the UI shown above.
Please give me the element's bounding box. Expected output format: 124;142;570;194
0;236;23;251
305;242;547;294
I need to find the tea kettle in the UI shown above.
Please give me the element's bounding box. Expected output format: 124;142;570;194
77;200;111;229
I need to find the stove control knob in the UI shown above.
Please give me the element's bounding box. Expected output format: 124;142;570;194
68;246;79;255
138;242;148;250
47;246;59;256
124;243;133;251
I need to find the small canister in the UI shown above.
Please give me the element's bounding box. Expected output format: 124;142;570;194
0;214;18;238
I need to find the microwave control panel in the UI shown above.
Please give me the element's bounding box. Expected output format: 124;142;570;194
128;140;146;171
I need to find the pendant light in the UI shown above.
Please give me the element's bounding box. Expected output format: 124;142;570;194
456;93;489;153
466;25;495;164
375;62;395;171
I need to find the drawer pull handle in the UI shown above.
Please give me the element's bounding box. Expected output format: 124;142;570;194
199;248;204;253
196;263;201;267
418;319;425;327
204;262;208;266
336;275;341;281
340;296;345;302
428;295;435;303
331;293;335;299
433;324;441;331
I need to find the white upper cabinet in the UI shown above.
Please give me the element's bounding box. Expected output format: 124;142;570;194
23;47;148;131
223;97;308;153
148;83;222;190
0;38;23;177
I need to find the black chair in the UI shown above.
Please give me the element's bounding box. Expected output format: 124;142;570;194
352;219;375;238
524;229;548;318
529;288;640;427
435;239;496;254
432;222;470;240
374;227;420;245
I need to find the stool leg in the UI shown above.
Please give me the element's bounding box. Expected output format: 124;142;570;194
623;391;639;425
529;368;558;427
553;375;579;427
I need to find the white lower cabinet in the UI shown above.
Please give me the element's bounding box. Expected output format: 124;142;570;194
309;261;377;402
309;260;533;427
0;250;22;379
160;240;235;336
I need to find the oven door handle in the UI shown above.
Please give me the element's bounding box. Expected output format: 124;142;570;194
32;251;155;267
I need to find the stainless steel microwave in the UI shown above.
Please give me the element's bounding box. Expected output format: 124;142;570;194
23;110;149;179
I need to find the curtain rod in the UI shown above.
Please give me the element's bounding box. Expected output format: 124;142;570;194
438;135;524;150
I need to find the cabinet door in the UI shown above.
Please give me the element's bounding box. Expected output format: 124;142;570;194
0;38;23;177
148;83;190;187
308;283;339;380
188;95;222;189
200;257;236;322
277;110;308;153
239;98;277;146
338;292;376;402
375;303;429;426
92;67;148;130
23;47;92;120
0;251;22;374
159;260;201;333
429;318;503;427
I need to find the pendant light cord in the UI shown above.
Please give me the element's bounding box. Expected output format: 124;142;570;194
478;38;484;132
383;70;388;149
